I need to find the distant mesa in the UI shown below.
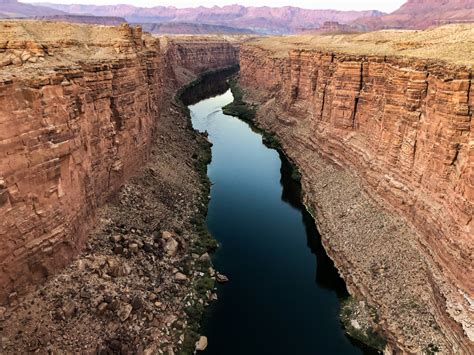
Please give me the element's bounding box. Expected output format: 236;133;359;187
137;22;255;34
297;21;358;34
34;14;127;26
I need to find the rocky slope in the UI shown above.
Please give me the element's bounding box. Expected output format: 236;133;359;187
0;20;238;307
238;25;473;353
354;0;474;30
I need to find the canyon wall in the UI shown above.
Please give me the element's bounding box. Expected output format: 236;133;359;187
239;42;473;352
0;21;238;305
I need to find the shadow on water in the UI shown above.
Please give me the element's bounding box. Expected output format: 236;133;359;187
184;69;379;355
279;154;350;299
180;67;237;107
279;154;379;354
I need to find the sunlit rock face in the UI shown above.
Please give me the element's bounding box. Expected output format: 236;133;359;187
239;39;473;353
0;21;239;305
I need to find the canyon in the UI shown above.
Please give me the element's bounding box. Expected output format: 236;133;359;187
238;24;473;353
0;20;238;304
0;21;241;352
0;18;473;354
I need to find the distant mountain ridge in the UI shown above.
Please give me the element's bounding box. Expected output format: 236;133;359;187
3;0;471;34
138;22;256;34
353;0;474;29
0;0;64;18
33;3;385;33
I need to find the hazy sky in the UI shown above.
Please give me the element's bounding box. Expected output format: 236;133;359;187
24;0;407;12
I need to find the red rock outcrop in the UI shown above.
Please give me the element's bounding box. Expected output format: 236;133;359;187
0;21;238;305
239;32;473;352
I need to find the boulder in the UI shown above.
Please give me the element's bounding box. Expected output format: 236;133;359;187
0;56;12;67
20;51;31;62
216;273;229;283
199;253;210;262
164;237;179;257
174;272;187;282
195;336;208;351
128;243;139;253
131;296;143;310
161;231;173;239
116;302;133;321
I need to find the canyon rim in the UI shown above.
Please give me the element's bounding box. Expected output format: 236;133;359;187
0;1;473;354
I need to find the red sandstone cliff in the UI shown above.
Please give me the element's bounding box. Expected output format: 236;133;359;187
0;21;238;305
239;28;473;353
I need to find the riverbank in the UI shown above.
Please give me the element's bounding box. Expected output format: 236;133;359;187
0;68;231;354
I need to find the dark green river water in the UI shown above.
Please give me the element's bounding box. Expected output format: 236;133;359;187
183;71;374;355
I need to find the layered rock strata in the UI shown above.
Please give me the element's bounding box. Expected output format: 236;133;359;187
239;29;473;353
0;21;238;305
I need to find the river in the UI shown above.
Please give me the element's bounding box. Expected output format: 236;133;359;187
182;71;374;355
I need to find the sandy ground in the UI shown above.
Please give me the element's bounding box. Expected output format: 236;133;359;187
250;23;474;66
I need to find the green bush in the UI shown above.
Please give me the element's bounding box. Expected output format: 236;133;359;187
195;276;215;295
178;329;200;355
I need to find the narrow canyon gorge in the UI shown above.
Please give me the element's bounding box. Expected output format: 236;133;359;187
0;20;473;354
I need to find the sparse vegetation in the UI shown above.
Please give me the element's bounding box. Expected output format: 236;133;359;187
175;68;232;354
249;24;474;65
424;343;440;354
222;76;257;122
340;297;386;352
178;329;200;355
195;276;215;296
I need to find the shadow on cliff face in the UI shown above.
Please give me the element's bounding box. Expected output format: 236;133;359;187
180;66;239;106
